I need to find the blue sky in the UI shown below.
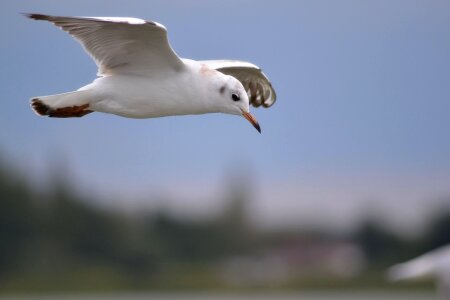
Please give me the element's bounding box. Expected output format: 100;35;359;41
1;0;450;232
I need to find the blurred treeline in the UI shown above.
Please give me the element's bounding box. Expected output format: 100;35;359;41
0;160;449;292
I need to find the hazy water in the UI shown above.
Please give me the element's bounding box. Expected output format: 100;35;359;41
0;291;437;300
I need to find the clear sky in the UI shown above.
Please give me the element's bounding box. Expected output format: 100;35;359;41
1;0;450;233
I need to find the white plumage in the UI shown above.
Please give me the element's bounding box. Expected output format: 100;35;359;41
388;245;450;298
26;14;277;133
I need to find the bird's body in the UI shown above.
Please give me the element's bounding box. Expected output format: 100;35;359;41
84;59;230;118
26;14;276;132
388;245;450;298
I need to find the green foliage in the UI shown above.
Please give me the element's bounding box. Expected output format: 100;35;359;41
0;168;36;273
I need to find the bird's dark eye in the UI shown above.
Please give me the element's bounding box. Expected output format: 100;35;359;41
232;93;240;101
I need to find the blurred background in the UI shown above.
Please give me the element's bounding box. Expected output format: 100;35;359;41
1;0;449;299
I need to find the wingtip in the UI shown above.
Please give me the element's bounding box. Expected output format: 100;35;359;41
22;13;49;21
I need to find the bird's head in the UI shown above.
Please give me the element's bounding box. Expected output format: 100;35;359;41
216;75;261;133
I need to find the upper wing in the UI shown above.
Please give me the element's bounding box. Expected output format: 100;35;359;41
26;13;184;75
200;60;276;108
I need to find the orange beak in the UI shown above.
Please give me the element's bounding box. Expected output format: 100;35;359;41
242;111;261;133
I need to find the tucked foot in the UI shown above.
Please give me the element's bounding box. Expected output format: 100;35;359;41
31;99;93;118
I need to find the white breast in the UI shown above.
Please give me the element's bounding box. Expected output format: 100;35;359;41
87;62;222;118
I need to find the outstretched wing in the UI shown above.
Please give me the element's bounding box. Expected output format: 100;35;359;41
200;60;276;108
26;13;184;75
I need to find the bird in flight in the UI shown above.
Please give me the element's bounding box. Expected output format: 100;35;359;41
26;13;276;133
387;245;450;298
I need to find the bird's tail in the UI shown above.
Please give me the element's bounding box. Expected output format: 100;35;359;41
30;90;94;118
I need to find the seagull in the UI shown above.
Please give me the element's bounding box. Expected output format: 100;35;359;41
25;13;277;133
387;245;450;298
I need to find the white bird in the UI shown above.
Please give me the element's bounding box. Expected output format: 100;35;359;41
387;245;450;298
26;13;277;133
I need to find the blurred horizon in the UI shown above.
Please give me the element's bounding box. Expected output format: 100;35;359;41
4;153;450;236
1;158;449;293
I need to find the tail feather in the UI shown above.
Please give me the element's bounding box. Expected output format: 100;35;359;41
31;99;52;116
30;90;94;118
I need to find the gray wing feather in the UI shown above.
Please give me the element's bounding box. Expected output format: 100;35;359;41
26;13;184;75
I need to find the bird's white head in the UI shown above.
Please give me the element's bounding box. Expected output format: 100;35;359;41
214;74;261;133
